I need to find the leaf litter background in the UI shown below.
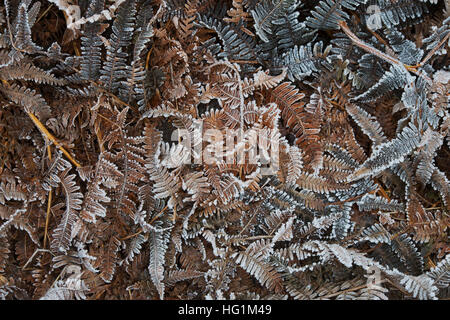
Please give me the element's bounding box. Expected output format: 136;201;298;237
0;0;449;300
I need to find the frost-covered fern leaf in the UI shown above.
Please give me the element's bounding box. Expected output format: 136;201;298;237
346;103;386;145
13;1;42;52
363;0;429;29
25;1;41;27
269;2;315;52
42;154;72;192
79;178;110;223
123;233;146;266
251;0;315;56
144;124;180;209
357;194;404;213
353;64;410;102
232;239;283;293
242;69;287;96
149;163;180;207
51;169;84;253
360;223;391;244
80;0;105;81
99;235;121;283
114;136;147;220
148;222;171;300
99;0;136;94
355;283;389;300
0;62;66;85
165;269;204;286
296;172;345;194
430;169;450;209
78;154;120;223
330;203;353;240
354;53;385;89
305;241;353;268
0;83;51;120
182;171;211;203
0;205;32;240
0;235;10;273
385;29;423;66
348;123;421;181
40;275;89;300
422;16;449;53
196;15;258;62
278;42;332;81
122;13;154;104
251;0;298;43
427;255;450;289
415;129;444;185
0;178;26;204
391;234;424;275
280;144;303;186
399;274;438;300
306;0;368;30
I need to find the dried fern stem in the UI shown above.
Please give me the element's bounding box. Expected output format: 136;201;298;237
43;145;53;249
26;112;81;167
339;21;419;74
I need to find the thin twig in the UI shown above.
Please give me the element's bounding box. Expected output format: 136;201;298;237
339;21;405;67
419;32;450;67
43;145;52;249
338;20;429;80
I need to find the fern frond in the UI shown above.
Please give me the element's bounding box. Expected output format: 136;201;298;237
354;64;411;102
232;244;283;293
360;223;391;244
399;274;438;300
165;268;204;286
122;21;154;105
427;255;450;289
348;123;421;181
224;0;252;24
430;169;450;209
144;124;180;209
279;144;303;185
123;233;146;266
79;184;108;222
148;222;171;300
197;14;258;62
306;0;367;30
0;178;27;204
99;234;121;283
391;234;424;275
357;194;404;213
80;0;105;81
279;42;332;81
51;169;83;253
415;129;444;185
0;62;66;85
385;29;423;66
251;0;298;42
13;1;42;52
99;0;136;94
269;82;323;170
182;172;211;203
0;83;51;120
0;235;10;273
364;0;429;29
346;103;386;145
40;274;89;300
0;206;27;238
242;68;287;96
296;173;345;194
